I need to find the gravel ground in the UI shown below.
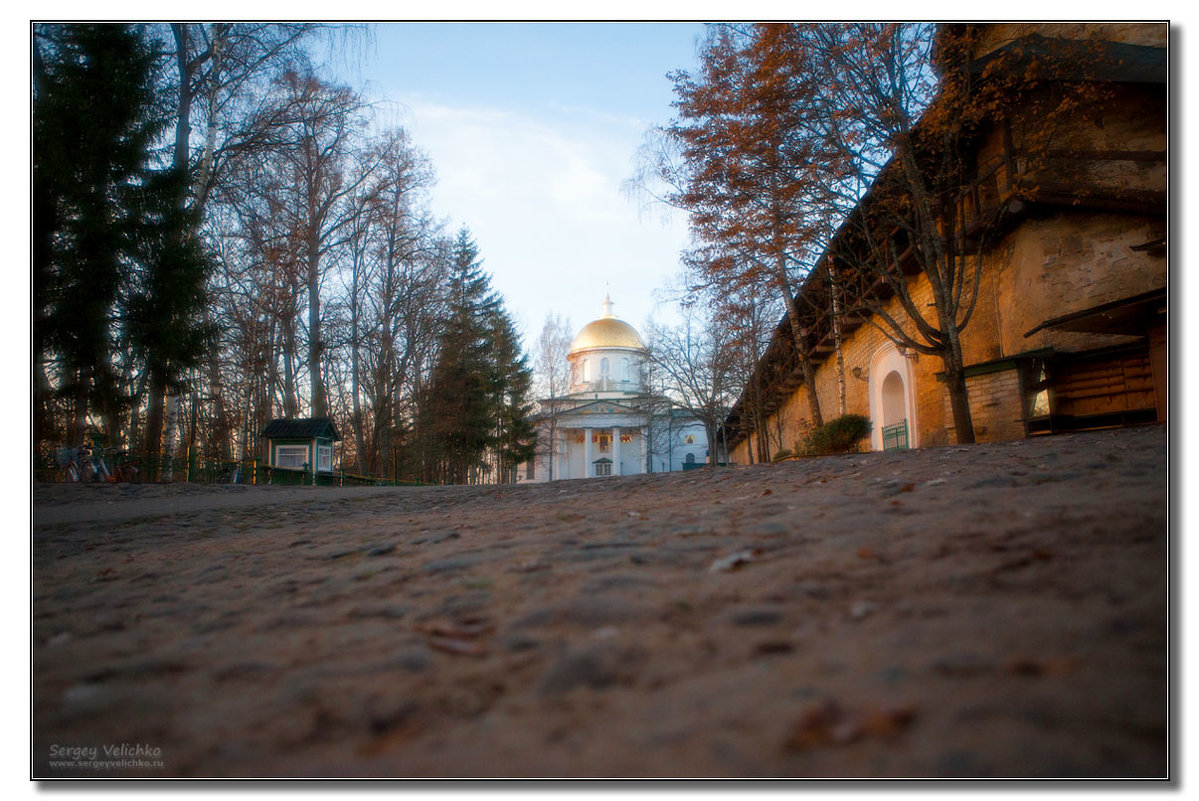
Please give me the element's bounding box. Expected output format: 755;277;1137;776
32;425;1169;779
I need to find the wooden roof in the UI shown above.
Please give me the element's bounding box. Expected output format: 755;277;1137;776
260;418;341;441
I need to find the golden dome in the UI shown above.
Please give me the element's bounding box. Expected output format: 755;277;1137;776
569;294;646;353
570;317;646;353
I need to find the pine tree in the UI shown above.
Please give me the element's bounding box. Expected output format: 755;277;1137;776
125;164;216;466
34;24;168;447
415;228;535;484
417;229;496;483
486;308;537;484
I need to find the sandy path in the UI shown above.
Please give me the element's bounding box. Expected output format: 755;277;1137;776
32;426;1168;778
32;483;410;527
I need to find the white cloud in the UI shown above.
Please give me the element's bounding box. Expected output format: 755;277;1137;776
399;95;689;348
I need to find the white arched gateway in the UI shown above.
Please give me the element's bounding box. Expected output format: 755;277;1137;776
867;342;919;451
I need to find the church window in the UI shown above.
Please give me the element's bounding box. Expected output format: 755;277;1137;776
621;359;629;381
594;461;612;477
583;359;591;382
600;357;610;377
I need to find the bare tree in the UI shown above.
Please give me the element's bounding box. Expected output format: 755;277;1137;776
143;24;335;464
710;281;785;465
645;298;738;468
638;24;865;430
532;313;573;480
241;69;380;418
359;130;446;474
774;24;1116;443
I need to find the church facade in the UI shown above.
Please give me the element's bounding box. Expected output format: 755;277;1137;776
519;297;709;482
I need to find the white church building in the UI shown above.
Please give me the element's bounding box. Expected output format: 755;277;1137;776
519;296;710;482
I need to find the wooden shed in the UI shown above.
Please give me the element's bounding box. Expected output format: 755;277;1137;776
260;418;341;483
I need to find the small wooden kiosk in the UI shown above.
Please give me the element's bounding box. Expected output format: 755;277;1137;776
260;418;341;484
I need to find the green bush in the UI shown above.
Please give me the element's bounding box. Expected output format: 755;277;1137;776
795;414;872;457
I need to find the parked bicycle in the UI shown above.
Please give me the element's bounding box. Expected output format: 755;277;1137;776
87;444;112;482
111;451;140;483
220;462;242;484
55;446;82;482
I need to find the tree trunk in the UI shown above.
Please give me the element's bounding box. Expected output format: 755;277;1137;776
280;307;300;418
170;25;193;186
70;373;89;447
206;349;232;461
350;306;366;474
191;24;229;217
830;272;847;417
33;361;57;453
307;245;326;417
777;273;824;429
143;371;166;479
162;392;181;479
941;340;976;445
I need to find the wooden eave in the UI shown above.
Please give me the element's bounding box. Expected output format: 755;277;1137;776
1023;288;1166;338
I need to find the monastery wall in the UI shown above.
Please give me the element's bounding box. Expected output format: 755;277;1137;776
972;22;1166;57
727;24;1165;464
729;202;1165;464
992;212;1166;357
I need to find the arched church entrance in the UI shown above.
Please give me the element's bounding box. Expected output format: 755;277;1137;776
868;343;918;451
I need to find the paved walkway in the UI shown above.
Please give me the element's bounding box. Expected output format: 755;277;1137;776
33;426;1168;778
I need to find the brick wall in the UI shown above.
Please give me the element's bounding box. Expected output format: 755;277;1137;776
725;24;1164;461
942;368;1026;445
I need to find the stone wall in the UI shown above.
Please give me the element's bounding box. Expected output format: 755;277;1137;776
730;203;1164;464
727;24;1165;464
992;212;1166;358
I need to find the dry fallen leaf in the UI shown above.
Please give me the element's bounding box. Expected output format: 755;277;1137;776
708;549;762;573
426;636;488;658
850;600;877;619
418;618;493;639
784;700;917;751
1007;656;1077;677
418;617;493;657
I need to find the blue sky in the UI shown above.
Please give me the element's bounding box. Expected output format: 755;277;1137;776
341;22;706;348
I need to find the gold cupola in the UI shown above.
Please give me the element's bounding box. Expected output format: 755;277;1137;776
569;294;646;354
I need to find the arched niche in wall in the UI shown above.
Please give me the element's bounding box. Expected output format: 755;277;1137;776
867;342;919;451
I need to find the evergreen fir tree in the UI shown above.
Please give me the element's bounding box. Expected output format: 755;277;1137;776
35;23;215;461
486;310;537;483
416;228;536;484
34;23;168;446
125;163;217;462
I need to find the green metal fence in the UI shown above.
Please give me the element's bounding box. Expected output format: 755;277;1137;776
34;447;421;487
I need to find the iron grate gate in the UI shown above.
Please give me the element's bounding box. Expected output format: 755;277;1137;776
882;419;909;451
